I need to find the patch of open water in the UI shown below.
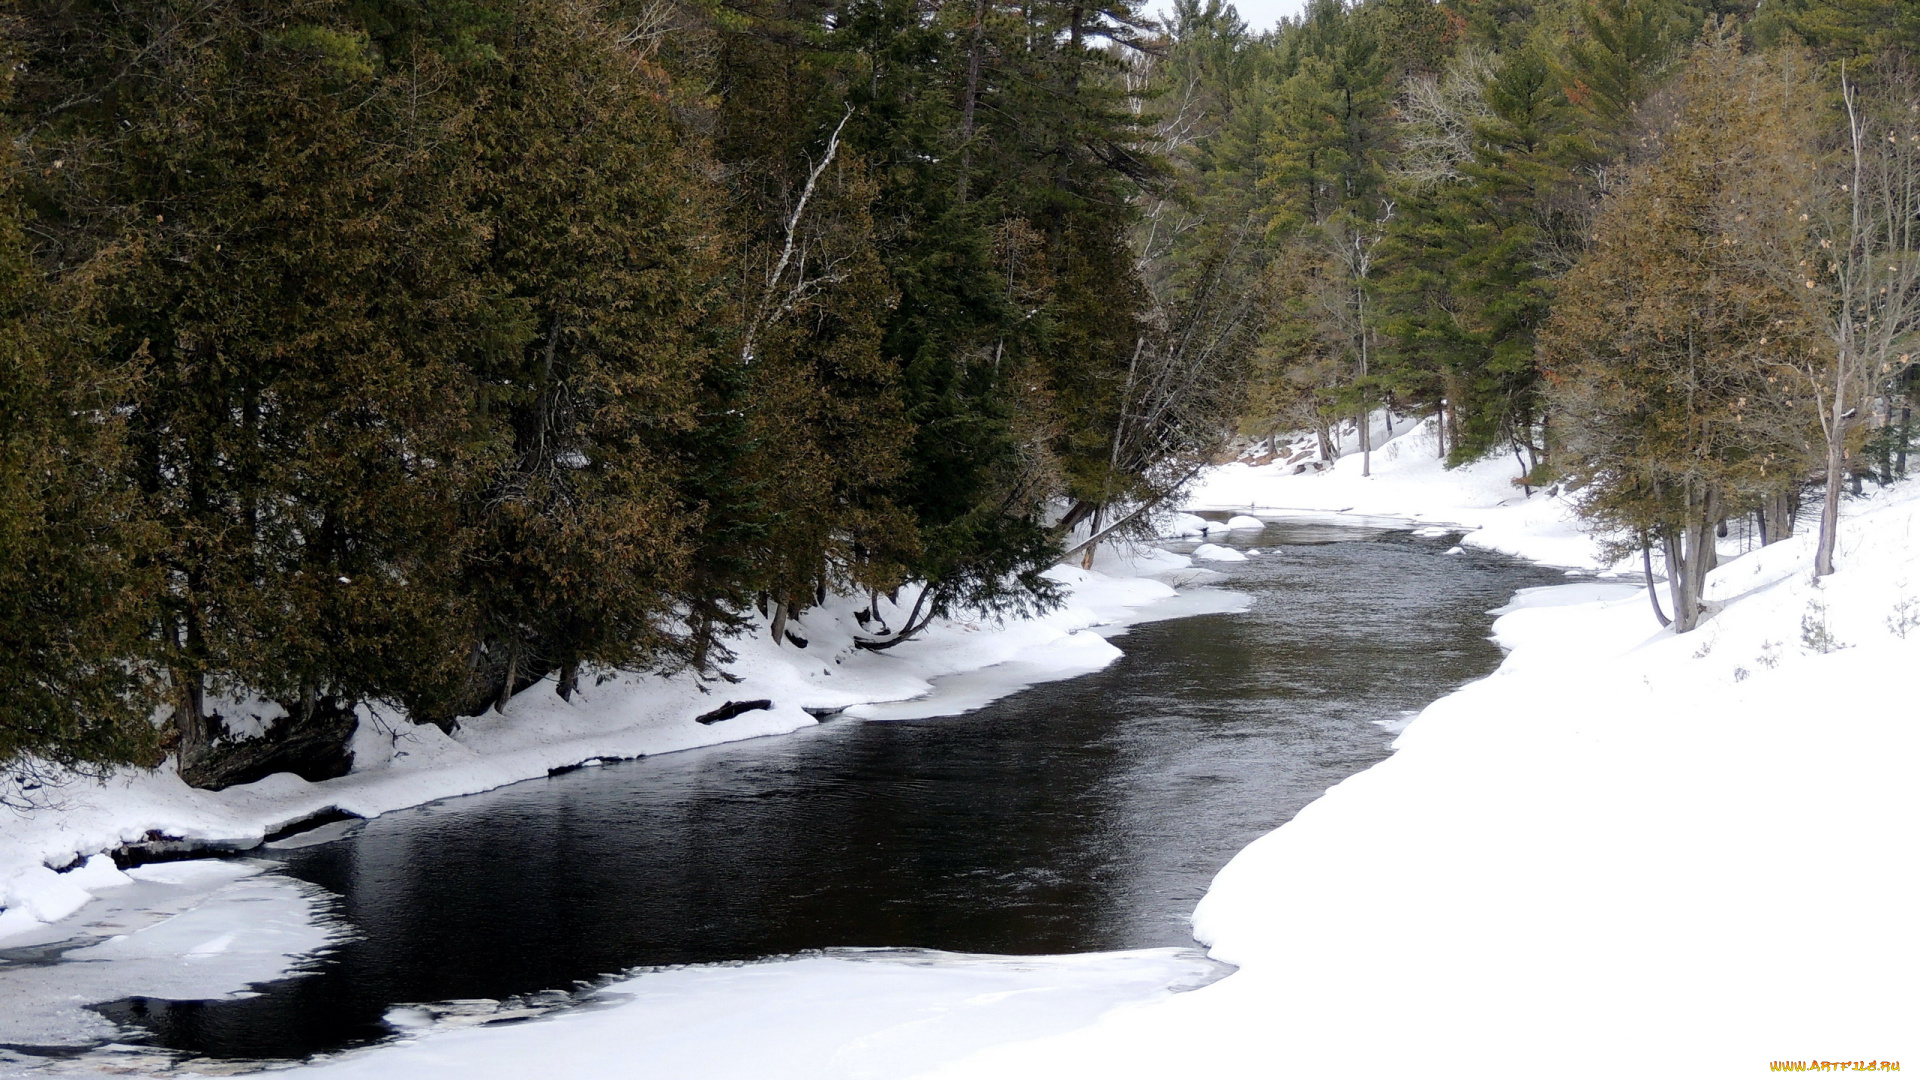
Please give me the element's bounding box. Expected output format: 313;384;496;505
20;521;1568;1063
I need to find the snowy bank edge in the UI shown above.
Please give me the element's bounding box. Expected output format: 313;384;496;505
912;484;1920;1079
0;546;1245;943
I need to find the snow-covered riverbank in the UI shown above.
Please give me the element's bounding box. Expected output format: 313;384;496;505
8;418;1915;1079
312;421;1910;1078
924;429;1920;1078
1190;416;1613;570
0;553;1245;952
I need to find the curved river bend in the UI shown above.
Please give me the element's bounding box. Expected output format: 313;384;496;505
95;520;1568;1061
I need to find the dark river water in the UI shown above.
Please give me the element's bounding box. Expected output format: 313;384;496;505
95;519;1566;1061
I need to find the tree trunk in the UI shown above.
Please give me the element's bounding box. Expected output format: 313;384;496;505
1815;421;1846;577
1661;485;1721;633
1315;418;1334;462
1898;403;1911;478
692;609;713;672
1883;394;1897;481
494;643;518;714
557;661;579;703
770;597;789;645
173;587;214;780
174;667;212;779
1053;499;1099;539
1642;542;1670;628
956;0;987;203
1359;409;1371;477
1661;533;1693;633
1758;489;1795;545
534;317;560;459
1080;505;1103;569
853;584;941;651
1687;513;1715;617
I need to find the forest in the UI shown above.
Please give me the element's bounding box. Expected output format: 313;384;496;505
3;0;1916;789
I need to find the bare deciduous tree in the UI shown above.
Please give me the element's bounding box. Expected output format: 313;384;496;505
1802;64;1920;577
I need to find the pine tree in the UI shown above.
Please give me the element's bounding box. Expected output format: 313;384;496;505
1560;0;1696;149
1377;46;1594;466
1235;0;1393;467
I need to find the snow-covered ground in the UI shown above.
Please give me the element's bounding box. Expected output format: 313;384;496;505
1196;415;1612;569
917;447;1920;1079
7;417;1916;1078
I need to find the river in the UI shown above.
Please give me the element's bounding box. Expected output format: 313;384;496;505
85;519;1567;1063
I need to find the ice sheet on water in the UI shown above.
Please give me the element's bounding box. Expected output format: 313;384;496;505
1371;710;1419;734
1090;587;1249;639
294;948;1226;1080
0;860;340;1047
845;632;1123;720
263;816;368;850
848;583;1252;718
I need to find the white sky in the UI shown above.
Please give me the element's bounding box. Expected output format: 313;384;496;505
1148;0;1310;35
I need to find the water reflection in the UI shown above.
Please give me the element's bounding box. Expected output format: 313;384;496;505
98;521;1566;1059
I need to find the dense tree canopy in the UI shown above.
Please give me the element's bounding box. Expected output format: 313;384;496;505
1;0;1237;785
6;0;1919;783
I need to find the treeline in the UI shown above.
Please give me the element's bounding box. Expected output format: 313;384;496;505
1167;0;1920;629
1;0;1248;787
10;0;1918;788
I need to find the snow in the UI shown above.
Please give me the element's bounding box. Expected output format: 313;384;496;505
0;860;339;1047
1187;543;1247;563
8;416;1916;1077
1192;416;1611;569
205;692;290;742
285;949;1221;1080
0;547;1242;957
919;480;1920;1079
1222;515;1264;531
1158;511;1216;538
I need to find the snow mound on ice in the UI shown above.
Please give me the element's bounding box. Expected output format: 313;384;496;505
1158;512;1214;538
0;860;338;1047
1190;544;1247;562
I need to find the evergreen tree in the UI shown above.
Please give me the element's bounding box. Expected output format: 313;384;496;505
451;0;724;708
1377;46;1593;466
0;111;161;780
1559;0;1696;148
10;0;503;779
1542;35;1826;630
